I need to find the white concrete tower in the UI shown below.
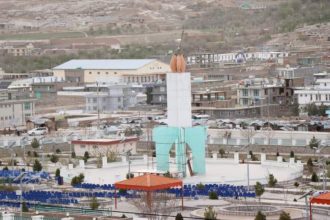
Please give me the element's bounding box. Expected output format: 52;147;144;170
166;72;192;127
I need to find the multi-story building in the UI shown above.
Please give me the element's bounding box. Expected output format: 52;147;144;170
237;76;296;107
53;59;170;84
295;78;330;110
0;90;36;129
85;84;138;113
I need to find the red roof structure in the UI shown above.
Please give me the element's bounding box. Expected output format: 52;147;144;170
115;174;182;191
309;192;330;220
114;174;183;210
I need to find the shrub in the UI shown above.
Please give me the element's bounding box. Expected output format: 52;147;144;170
208;191;218;200
31;138;40;149
22;202;29;212
254;211;266;220
290;151;294;158
255;182;265;202
55;168;60;177
268;174;277;187
204;206;217;220
196;182;205;190
83;151;90;163
33;151;39;157
90;196;100;210
219;149;225;158
293;182;299;188
55;149;61;154
311;172;319;182
71;151;76;158
50;154;59;163
175;213;183;220
70;173;84;186
2;166;8;171
33;160;42;171
279;211;291;220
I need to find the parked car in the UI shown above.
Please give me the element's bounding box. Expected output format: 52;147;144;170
27;127;48;136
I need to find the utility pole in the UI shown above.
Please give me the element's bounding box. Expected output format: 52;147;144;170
97;81;100;130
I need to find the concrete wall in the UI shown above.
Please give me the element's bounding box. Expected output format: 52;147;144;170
208;129;330;147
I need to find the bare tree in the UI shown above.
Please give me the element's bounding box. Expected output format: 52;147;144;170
131;191;179;220
262;127;274;145
240;127;257;146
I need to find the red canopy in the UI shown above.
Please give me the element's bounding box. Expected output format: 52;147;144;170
114;174;182;191
310;192;330;205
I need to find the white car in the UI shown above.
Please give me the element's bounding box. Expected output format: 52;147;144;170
27;127;48;136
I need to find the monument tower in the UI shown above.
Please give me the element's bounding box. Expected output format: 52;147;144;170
153;32;207;177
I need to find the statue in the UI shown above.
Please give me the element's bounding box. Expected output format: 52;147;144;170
170;29;186;73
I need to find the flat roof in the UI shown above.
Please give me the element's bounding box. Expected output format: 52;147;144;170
53;59;157;70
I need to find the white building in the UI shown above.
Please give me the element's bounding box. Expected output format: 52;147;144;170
71;137;138;157
0;97;36;129
295;78;330;109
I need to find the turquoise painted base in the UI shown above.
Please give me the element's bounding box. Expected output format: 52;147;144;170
153;126;207;176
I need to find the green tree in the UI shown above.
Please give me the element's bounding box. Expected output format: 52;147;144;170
55;168;60;177
318;103;327;116
254;211;266;220
31;138;40;149
268;174;277;187
311;172;319;182
305;103;319;116
90;196;100;210
50;154;59;163
279;211;291;220
204;206;217;220
255;182;265;202
219;149;225;158
33;160;42;171
175;213;184;220
71;151;76;158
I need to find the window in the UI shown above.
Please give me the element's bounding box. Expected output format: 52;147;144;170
89;72;92;74
93;145;98;149
310;95;313;101
160;87;165;92
243;99;248;105
114;72;117;75
242;89;248;97
253;89;259;97
97;72;100;75
24;102;31;110
81;145;86;148
93;98;97;103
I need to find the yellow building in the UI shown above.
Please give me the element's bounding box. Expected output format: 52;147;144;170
52;59;171;83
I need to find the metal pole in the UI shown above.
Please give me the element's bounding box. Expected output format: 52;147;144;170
20;177;23;219
247;162;250;191
97;82;100;130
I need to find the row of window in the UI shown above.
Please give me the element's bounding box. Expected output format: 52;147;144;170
0;115;14;121
89;71;117;75
302;93;330;101
127;75;158;83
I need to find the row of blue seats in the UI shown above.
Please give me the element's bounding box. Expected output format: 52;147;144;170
74;183;115;190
